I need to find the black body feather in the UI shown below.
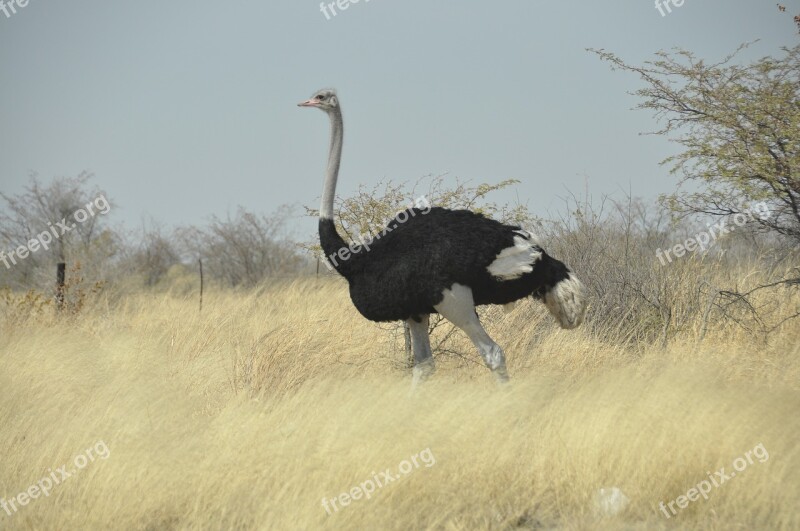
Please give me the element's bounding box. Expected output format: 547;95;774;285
320;207;571;323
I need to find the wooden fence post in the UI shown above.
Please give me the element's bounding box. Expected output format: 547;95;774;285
56;262;66;311
198;258;204;312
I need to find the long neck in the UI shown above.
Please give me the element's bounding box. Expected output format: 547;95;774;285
321;108;343;220
318;108;350;273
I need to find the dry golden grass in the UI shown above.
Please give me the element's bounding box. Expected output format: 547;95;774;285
1;277;798;530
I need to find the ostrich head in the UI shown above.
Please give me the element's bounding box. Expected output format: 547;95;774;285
530;255;588;329
298;88;339;113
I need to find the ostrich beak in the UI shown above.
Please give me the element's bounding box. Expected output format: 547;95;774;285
298;99;319;107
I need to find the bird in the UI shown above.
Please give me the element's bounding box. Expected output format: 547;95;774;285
298;88;587;385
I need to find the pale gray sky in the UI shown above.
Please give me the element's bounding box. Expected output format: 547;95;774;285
0;1;797;237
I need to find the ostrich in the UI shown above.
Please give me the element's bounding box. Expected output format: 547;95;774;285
299;88;587;384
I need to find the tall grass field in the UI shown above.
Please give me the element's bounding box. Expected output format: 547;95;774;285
1;270;798;530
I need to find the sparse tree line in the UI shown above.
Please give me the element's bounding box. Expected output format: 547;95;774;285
0;168;797;344
0;172;312;294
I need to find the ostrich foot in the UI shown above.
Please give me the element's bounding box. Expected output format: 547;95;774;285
411;360;436;390
493;365;510;385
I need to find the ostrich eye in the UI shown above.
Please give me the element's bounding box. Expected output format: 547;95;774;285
316;94;325;101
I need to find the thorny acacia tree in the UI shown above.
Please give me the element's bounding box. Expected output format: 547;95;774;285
590;27;800;336
589;43;800;243
305;174;533;251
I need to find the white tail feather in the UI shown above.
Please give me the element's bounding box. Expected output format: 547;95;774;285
487;234;542;280
544;274;588;329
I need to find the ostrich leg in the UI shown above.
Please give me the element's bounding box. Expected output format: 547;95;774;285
435;284;509;384
408;315;435;388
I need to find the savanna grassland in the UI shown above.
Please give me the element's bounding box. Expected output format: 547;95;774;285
1;263;799;531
